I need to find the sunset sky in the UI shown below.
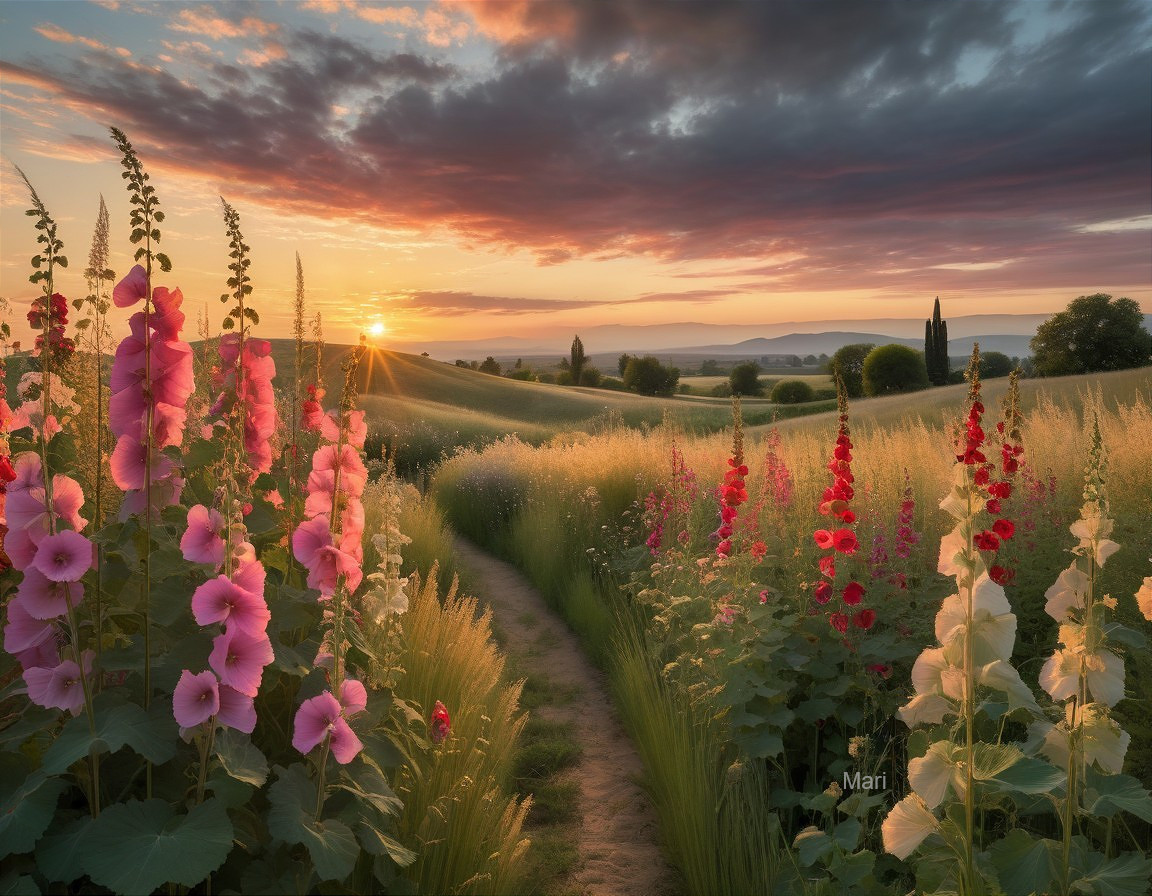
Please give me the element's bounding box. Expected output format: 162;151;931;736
2;0;1149;351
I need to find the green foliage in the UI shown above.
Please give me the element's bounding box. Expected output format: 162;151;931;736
569;334;586;385
830;343;875;398
729;362;763;396
1031;293;1151;376
862;344;930;396
478;355;502;375
978;350;1015;379
770;379;816;404
578;365;601;386
623;355;680;396
109;126;170;272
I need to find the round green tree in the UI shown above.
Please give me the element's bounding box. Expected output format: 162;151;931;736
729;362;764;396
830;343;875;398
1030;293;1151;376
623;355;680;396
862;344;929;396
770;379;816;404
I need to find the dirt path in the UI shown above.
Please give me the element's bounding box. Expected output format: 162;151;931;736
452;537;678;896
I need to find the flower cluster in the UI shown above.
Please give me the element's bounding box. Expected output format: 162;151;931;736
712;403;747;558
211;334;278;478
173;503;274;733
27;292;76;366
811;392;872;633
2;452;95;712
108;265;194;516
430;700;451;744
643;441;697;555
292;680;366;765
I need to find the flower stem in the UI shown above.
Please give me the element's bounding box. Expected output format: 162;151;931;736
314;737;332;821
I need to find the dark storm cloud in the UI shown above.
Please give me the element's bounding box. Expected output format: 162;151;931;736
4;0;1149;286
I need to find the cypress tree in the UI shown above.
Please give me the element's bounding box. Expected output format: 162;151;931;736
925;296;950;385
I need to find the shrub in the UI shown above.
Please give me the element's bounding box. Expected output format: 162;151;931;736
770;379;816;403
729;362;763;397
862;344;929;395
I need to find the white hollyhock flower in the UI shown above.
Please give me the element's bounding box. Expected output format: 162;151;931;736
882;793;940;860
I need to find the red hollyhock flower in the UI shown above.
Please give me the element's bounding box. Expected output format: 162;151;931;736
989;565;1013;586
430;700;451;744
813;529;834;550
852;608;876;630
992;518;1015;540
973;530;1000;551
829;612;849;633
750;540;767;561
841;581;865;606
813;581;833;604
832;528;858;554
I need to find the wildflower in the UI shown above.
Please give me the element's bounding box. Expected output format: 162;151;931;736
430;700;451;744
32;530;93;583
208;627;274;698
293;691;364;764
842;581;865;605
173;669;221;729
217;684;257;734
25;652;93;715
190;575;271;635
15;566;84;619
180;504;226;566
853;608;876;630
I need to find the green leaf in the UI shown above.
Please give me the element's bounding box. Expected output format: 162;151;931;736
794;696;837;723
829;849;875;886
356;823;417;867
56;256;67;268
793;827;832;867
0;871;40;896
268;764;359;882
989;757;1065;794
40;699;177;775
1085;770;1152;823
215;728;269;787
1070;851;1152;896
34;816;92;885
990;829;1056;896
832;817;862;850
84;798;234;893
0;769;67;859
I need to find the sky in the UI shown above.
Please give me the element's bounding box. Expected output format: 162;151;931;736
2;0;1150;351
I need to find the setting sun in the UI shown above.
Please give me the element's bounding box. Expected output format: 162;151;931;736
368;321;387;338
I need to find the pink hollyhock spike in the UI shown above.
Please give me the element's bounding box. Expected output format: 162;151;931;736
339;679;368;715
208;628;274;697
217;684;257;734
173;669;220;728
33;530;93;583
17;565;84;619
108;386;148;441
25;651;93;715
430;700;451;744
181;504;226;566
313;444;368;497
113;264;148;308
301;399;325;432
191;575;270;635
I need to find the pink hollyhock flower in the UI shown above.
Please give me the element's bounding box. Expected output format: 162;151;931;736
304;469;336;517
152;401;188;449
292;691;363;764
209;628;274;697
313;444;368;497
150;286;185;339
9;452;45;493
814;529;834;550
4;596;59;656
110;436;148;490
50;475;87;531
293;516;362;595
191;575;270;635
181;504;226;566
117;472;184;519
231;551;266;599
339;678;368;715
113;265;148;308
173;669;220;728
430;700;451;744
108;386;148;441
841;581;865;606
25;651;93;715
33;530;93;582
17;565;84;619
217;684;257;734
301;399;325;432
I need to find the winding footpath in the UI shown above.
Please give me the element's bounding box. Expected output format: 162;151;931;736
452;537;678;896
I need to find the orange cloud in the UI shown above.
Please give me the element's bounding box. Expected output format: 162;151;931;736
170;9;279;39
34;23;112;52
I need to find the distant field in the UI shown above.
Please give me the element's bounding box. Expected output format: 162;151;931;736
679;372;834;396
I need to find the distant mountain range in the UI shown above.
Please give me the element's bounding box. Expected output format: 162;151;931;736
390;313;1152;362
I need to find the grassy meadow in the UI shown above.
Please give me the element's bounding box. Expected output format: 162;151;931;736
426;363;1152;895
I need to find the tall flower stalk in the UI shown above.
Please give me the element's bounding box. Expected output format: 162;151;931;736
882;346;1039;894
